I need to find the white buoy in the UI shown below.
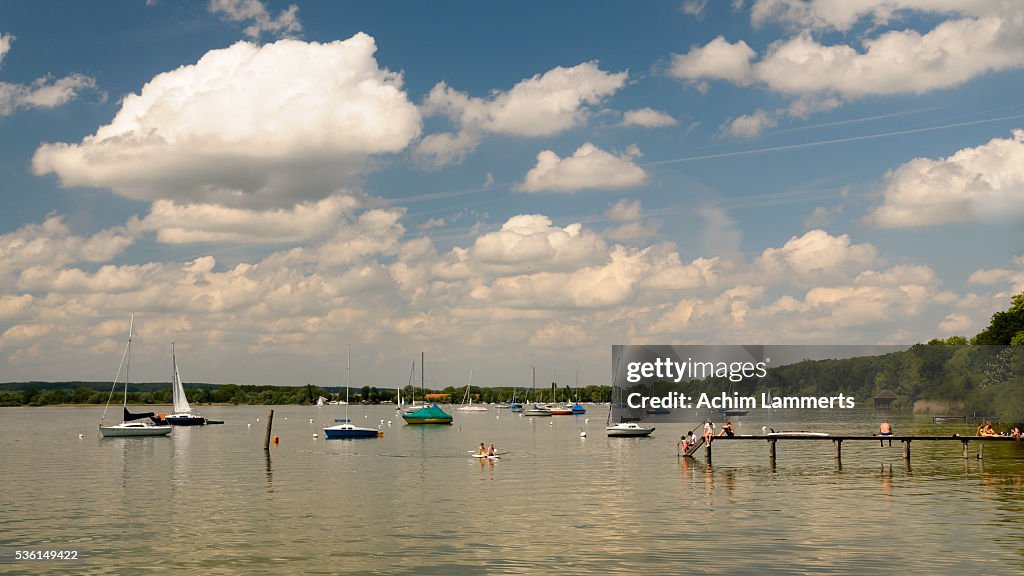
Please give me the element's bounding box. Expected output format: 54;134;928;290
309;419;314;423
387;420;392;426
549;421;554;426
762;426;767;431
256;418;260;422
380;419;385;424
585;418;589;423
248;423;252;428
580;431;587;438
78;433;84;439
313;433;318;438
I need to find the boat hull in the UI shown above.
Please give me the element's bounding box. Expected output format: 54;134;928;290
606;423;655;437
323;425;380;439
401;417;453;424
100;423;172;437
166;415;206;426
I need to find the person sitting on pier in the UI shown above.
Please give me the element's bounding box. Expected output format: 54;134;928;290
1011;427;1021;441
879;419;893;447
981;422;998;437
719;421;735;437
703;420;715;445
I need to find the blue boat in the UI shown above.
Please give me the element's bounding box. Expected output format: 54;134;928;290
323;422;380;439
571;402;586;415
509;403;524;412
324;345;381;440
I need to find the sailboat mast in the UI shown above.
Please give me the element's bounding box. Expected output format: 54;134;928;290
421;351;425;401
345;344;351;419
124;314;133;409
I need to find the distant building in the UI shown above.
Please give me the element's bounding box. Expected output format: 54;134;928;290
874;390;898;409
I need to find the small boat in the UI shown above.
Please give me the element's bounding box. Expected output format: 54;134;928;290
570;402;586;415
606;422;655;437
932;415;964;424
509;403;524;412
402;404;454;424
163;343;206;426
471;453;500;460
496;402;510;409
323;345;381;439
522;367;551;416
455;370;488;412
549;404;573;416
99;315;171;438
205;419;225;425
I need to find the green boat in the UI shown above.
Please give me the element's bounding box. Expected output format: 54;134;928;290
401;404;453;425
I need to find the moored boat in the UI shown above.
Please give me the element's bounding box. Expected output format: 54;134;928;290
402;404;454;424
99;315;172;438
606;422;655;437
324;345;381;439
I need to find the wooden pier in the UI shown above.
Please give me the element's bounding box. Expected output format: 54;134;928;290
695;435;1021;465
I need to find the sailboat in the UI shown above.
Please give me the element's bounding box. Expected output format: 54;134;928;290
324;345;381;439
523;366;552;417
163;343;206;426
570;362;586;414
456;370;488;412
402;352;453;425
99;315;172;438
605;353;653;437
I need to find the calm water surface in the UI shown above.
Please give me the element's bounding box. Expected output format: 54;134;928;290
2;406;1023;575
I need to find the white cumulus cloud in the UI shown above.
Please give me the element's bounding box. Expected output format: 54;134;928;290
208;0;302;39
622;107;678;128
0;33;98;117
517;143;647;194
868;130;1024;228
415;62;627;167
32;34;421;208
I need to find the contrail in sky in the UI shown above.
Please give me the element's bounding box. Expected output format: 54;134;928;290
646;113;1024;166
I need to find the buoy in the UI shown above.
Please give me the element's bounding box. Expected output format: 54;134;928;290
273;435;279;444
248;423;252;428
580;431;587;438
309;419;314;423
388;420;392;426
256;418;260;422
549;421;554;426
585;418;589;423
313;433;318;438
380;419;384;424
78;433;84;439
762;426;767;431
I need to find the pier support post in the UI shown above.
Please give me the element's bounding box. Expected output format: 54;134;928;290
263;409;275;450
705;442;712;464
769;438;777;463
903;439;910;462
962;440;969;459
833;439;843;465
978;441;984;460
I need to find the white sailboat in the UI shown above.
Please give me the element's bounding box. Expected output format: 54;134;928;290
164;343;206;426
523;365;552;416
99;315;172;438
323;345;381;439
456;369;488;411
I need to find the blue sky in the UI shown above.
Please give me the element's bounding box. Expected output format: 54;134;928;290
1;0;1022;388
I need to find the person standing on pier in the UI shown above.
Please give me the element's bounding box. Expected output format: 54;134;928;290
879;419;893;447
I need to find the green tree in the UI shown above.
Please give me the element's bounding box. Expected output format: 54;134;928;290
974;291;1024;345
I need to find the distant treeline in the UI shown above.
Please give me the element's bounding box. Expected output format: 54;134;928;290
664;291;1024;422
0;380;612;407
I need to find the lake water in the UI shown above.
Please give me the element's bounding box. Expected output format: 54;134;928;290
1;405;1022;575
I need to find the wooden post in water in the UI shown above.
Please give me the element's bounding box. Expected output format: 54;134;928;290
978;441;984;460
705;441;712;464
833;439;842;465
263;409;275;450
962;440;969;459
768;438;777;463
903;440;911;461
